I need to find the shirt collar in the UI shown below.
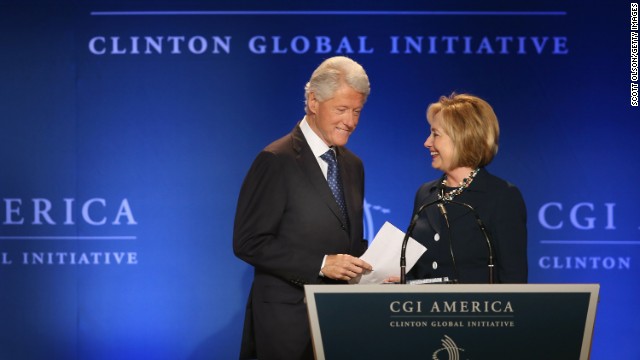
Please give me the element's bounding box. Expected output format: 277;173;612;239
300;116;332;158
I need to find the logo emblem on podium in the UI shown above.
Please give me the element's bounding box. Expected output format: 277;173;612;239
432;335;465;360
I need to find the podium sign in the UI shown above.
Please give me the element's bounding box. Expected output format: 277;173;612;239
305;284;599;360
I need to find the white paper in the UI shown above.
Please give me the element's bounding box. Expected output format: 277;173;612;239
350;221;427;284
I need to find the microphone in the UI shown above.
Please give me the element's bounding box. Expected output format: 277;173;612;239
400;183;447;284
437;202;460;283
441;198;496;284
399;198;441;284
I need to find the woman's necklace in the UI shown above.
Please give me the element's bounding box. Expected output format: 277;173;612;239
438;168;480;201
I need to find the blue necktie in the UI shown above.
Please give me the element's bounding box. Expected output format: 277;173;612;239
321;149;349;224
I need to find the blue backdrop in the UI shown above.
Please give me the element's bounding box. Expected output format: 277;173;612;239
1;1;638;359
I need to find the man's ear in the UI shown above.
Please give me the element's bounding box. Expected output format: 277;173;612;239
308;92;319;114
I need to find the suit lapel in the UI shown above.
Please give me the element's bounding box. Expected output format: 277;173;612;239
335;147;357;228
291;125;348;229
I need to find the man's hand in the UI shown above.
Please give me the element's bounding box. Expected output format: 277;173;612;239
321;254;373;281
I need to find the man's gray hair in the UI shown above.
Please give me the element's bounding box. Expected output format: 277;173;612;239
304;56;370;112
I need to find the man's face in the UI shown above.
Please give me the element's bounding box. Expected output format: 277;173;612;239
308;85;365;147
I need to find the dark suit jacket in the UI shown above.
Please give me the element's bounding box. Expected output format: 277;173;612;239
233;123;367;359
408;168;528;284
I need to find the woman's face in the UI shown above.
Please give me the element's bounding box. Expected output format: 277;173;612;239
424;111;456;172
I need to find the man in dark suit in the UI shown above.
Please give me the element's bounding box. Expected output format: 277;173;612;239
233;56;373;360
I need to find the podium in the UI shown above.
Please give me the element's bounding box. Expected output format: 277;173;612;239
305;284;599;360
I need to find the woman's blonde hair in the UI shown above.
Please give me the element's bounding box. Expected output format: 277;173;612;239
427;93;500;168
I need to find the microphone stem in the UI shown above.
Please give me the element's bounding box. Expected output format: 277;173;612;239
399;222;414;284
439;203;459;283
400;198;441;284
448;200;496;284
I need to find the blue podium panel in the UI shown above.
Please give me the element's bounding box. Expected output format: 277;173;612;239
305;284;599;360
